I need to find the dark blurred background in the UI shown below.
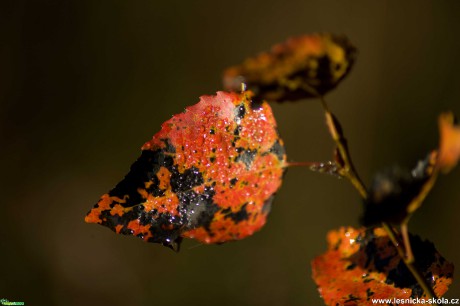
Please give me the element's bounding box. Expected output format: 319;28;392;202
2;1;460;305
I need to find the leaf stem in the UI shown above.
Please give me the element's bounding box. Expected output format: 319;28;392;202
287;161;319;167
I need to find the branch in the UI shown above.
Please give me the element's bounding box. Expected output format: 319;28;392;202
320;97;439;301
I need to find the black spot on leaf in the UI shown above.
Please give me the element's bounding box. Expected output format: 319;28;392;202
170;166;204;193
222;203;249;223
269;140;286;161
229;178;238;186
234;103;246;122
108;150;173;206
235;149;258;169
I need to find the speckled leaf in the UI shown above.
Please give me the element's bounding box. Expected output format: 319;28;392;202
223;33;356;102
85;91;286;250
312;227;454;306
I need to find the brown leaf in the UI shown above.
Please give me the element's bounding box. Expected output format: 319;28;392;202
223;33;356;102
362;159;433;226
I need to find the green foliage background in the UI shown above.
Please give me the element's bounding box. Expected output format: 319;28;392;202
2;1;460;305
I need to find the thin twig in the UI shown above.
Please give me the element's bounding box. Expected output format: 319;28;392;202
400;223;414;264
321;98;367;198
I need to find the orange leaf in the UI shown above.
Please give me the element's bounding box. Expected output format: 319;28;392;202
438;112;460;173
223;33;356;102
312;227;453;306
85;91;286;250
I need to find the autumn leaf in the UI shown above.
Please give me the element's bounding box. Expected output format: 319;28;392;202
223;33;356;102
312;227;454;306
438;112;460;173
85;91;286;250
